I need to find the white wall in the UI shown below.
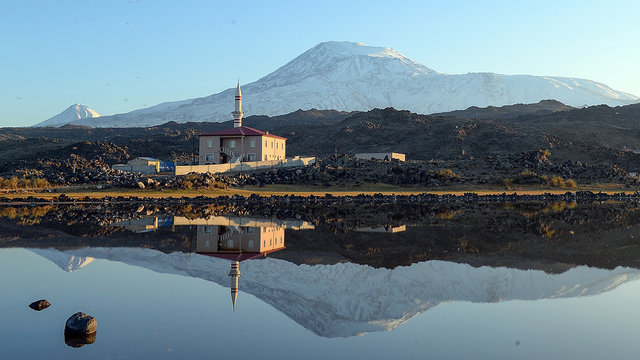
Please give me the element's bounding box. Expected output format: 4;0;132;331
175;157;315;175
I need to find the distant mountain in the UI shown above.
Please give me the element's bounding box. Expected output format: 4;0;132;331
30;248;94;271
66;41;638;128
32;247;640;338
433;99;575;120
35;104;100;127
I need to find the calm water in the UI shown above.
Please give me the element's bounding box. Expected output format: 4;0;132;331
2;203;640;359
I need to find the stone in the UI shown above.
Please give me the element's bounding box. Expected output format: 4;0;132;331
28;299;50;311
65;312;97;335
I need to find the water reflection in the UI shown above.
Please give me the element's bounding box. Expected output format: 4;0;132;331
64;331;96;348
114;215;303;311
4;204;640;340
193;221;287;311
28;243;640;338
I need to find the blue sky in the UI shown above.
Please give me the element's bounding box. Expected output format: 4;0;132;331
1;0;639;127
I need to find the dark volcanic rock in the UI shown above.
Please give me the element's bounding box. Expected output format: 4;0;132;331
65;312;97;335
28;299;50;311
64;331;96;348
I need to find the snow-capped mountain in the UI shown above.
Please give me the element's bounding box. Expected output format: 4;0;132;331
64;41;639;128
35;104;100;127
31;248;94;271
32;247;640;338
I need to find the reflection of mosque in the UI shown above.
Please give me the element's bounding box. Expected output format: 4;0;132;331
112;215;314;311
195;224;286;310
196;225;285;256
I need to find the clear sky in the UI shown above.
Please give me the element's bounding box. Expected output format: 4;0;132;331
1;0;639;127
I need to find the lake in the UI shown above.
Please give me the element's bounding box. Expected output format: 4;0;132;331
2;201;640;359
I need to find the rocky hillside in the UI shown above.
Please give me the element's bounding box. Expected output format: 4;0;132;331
3;102;640;186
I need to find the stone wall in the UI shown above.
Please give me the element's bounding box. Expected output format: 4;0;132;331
111;164;158;174
355;153;406;161
175;157;316;175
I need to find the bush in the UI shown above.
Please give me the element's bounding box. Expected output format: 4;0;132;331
565;179;577;188
543;175;578;188
436;168;459;180
503;178;514;190
0;176;51;189
539;149;551;161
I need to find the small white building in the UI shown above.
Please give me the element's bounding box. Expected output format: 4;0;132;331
112;157;161;174
355;152;406;161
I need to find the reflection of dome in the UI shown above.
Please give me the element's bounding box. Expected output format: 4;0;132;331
30;249;95;272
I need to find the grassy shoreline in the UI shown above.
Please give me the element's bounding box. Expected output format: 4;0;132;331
0;182;638;199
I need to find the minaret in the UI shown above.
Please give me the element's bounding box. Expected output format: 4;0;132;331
232;81;244;128
228;260;241;311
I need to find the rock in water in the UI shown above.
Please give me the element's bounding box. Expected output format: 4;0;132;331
28;299;51;311
65;312;97;335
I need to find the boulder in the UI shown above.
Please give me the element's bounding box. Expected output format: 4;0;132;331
65;312;97;335
28;299;50;311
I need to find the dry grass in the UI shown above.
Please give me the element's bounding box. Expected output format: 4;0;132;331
0;182;637;200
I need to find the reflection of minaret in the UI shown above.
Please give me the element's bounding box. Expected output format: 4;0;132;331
232;81;244;128
228;260;241;311
195;223;287;312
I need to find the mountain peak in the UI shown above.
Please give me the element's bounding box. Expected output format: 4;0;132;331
66;41;640;127
35;104;101;127
309;41;404;59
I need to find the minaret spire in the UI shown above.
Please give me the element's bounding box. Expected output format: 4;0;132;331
228;260;241;311
232;80;244;128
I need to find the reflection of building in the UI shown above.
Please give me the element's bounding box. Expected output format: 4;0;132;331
112;214;304;311
113;215;313;233
111;216;174;233
196;225;285;256
196;224;286;311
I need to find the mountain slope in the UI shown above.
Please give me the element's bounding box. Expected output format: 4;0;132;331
36;104;100;127
68;41;638;128
432;99;575;120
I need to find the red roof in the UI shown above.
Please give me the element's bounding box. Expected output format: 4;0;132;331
199;126;287;140
197;252;265;262
196;247;285;262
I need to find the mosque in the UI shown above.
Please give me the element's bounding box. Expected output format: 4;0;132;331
198;82;287;164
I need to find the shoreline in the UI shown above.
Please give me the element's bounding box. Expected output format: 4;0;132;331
1;186;640;205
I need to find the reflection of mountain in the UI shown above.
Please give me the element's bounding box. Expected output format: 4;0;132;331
30;249;94;272
32;247;640;338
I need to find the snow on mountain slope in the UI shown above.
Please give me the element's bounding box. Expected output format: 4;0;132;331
30;248;94;271
68;41;639;128
35;104;101;127
32;247;640;338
